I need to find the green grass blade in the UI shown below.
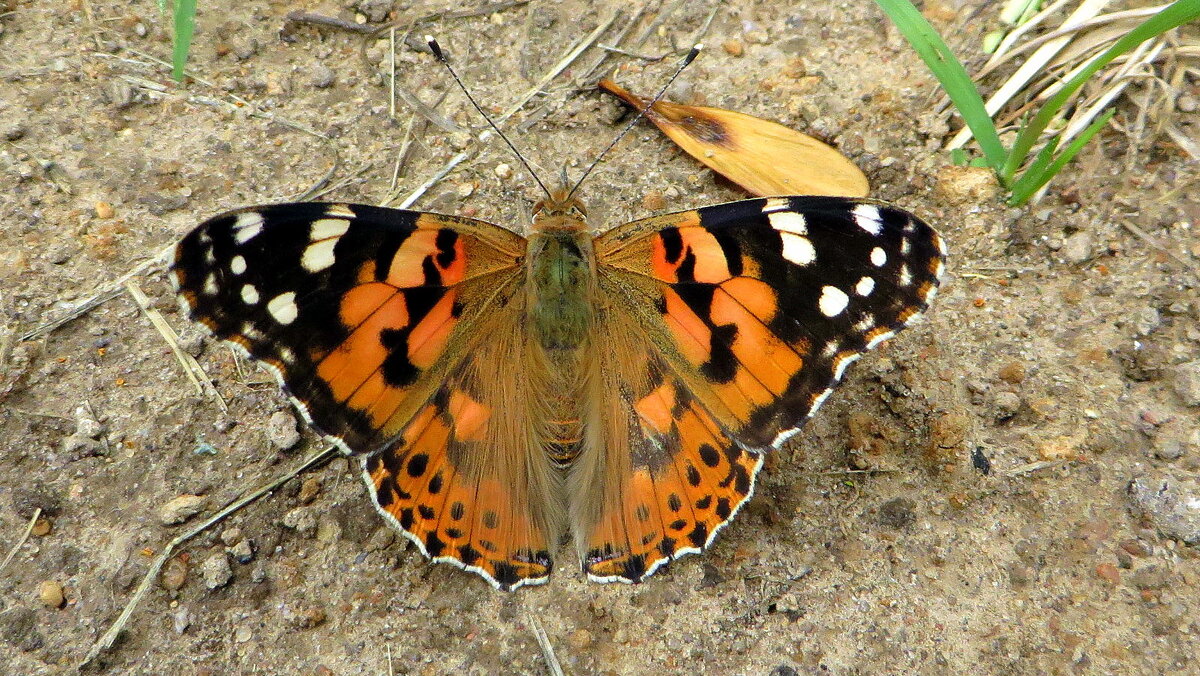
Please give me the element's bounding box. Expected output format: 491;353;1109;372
1002;0;1200;181
171;0;197;83
873;0;1008;172
1010;135;1060;196
1008;108;1115;205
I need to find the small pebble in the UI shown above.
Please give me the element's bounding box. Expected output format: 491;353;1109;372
94;201;115;219
38;580;65;609
1037;435;1080;461
878;497;916;529
1177;94;1198;113
494;163;513;180
642;190;666;211
1169;360;1200;406
1060;231;1094;264
267;410;301;450
234;625;253;643
1095;562;1120;584
933;165;999;205
229;539;254;564
31;517;52;537
722;39;744;57
172;607;191;634
201;553;233;589
282;604;327;629
283;506;318;537
221;527;244;547
162;556;188;591
310;64;335;89
997;361;1026;384
992;391;1021;420
158;494;207;526
457;182;476;198
365;527;396;552
1129;476;1200;544
298;477;322;505
3;123;27;141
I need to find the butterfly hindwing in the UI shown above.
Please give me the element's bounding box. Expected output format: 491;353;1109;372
569;316;763;584
363;311;563;590
171;203;525;455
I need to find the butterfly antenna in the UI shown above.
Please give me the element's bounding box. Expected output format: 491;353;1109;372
426;36;552;200
565;44;702;202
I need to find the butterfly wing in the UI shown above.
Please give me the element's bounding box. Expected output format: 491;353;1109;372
172;203;558;589
362;309;564;590
578;196;945;582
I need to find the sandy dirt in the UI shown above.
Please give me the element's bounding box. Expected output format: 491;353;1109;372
2;1;1199;674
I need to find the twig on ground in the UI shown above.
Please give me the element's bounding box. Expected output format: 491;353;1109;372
0;508;41;575
123;280;227;412
282;10;377;36
79;445;340;668
499;12;620;123
19;243;174;342
528;614;564;676
393;151;471;208
1004;459;1072;476
1119;218;1200;282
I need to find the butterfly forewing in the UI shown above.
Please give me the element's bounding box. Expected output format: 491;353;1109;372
172;203;525;455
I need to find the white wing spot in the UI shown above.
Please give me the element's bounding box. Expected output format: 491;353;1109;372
203;273;218;296
241;323;265;341
768;210;807;235
325;204;355;218
762;197;790;213
302;239;339;273
870;247;887;267
267;292;299;325
854;313;876;332
780;233;816;266
233;212;264;244
822;340;840;357
818;286;849;317
204;248;216;264
310;217;350;242
852;204;882;235
855;276;875;296
240;284;260;305
900;238;911;255
230;255;247;275
899;263;912;287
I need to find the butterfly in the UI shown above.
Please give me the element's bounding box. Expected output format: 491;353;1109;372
171;189;945;591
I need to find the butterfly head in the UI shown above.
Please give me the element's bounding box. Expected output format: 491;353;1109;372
532;188;588;229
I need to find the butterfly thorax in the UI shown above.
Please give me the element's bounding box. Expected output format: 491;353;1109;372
527;193;596;352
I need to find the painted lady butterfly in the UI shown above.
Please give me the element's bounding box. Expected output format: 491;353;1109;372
171;189;945;590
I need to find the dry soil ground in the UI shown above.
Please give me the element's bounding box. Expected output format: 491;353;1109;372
2;1;1199;674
